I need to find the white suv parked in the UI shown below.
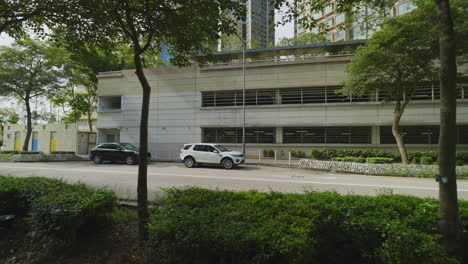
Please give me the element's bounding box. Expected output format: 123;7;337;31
180;143;245;170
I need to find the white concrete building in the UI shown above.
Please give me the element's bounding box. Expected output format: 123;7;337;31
96;43;468;161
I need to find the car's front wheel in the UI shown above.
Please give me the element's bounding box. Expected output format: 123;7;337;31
184;157;195;168
125;156;135;165
222;158;234;170
93;155;102;164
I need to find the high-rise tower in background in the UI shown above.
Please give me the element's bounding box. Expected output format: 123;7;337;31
221;0;275;51
295;1;416;42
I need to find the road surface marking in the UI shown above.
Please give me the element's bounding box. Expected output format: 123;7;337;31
1;165;467;192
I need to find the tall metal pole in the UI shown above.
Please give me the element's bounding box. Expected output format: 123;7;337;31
241;0;247;158
242;39;246;157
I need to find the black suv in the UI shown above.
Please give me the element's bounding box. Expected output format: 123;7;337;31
89;143;151;165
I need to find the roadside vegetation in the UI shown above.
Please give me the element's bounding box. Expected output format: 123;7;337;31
2;177;467;264
262;148;468;165
0;151;81;162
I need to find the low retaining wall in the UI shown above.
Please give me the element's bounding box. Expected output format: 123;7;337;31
0;153;85;162
296;159;468;178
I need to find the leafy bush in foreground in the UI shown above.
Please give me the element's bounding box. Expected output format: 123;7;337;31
148;188;466;264
0;176;71;215
31;188;117;241
0;176;117;242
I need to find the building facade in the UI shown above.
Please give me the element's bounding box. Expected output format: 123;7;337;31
96;46;468;161
221;0;275;50
296;1;415;41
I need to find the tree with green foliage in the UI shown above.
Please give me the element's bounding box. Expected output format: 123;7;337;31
51;85;97;131
31;110;57;124
50;0;243;241
0;39;68;151
0;0;78;38
273;0;464;252
49;58;98;131
341;6;439;164
0;108;20;126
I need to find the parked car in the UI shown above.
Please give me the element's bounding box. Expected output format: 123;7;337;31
179;143;245;169
90;143;151;165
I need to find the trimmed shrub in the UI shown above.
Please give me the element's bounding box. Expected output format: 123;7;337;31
263;149;274;158
320;148;400;160
17;150;43;154
456;160;464;166
366;157;394;164
290;150;306;158
0;150;42;155
420;156;433;165
30;188;117;241
407;151;438;161
0;176;117;242
457;151;468;163
310;149;322;159
148;188;465;264
411;157;420;164
331;157;366;163
278;150;285;157
0;176;71;215
51;151;76;155
0;150;19;154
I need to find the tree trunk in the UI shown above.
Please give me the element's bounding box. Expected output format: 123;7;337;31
22;96;32;151
392;101;409;164
435;0;459;253
134;51;150;242
88;113;93;133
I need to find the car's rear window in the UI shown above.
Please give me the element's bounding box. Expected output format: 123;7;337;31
183;145;192;150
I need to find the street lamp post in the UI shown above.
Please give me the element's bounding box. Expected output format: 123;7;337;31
242;37;246;158
241;0;247;158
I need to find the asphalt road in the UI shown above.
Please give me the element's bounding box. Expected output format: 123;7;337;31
0;161;467;200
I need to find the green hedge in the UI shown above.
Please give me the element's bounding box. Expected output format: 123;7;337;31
30;187;117;241
319;148;400;160
408;151;438;162
50;151;76;155
263;149;274;158
0;150;43;154
311;148;468;163
290;150;306;158
457;151;468;163
148;188;466;264
331;156;366;163
366;157;394;164
310;149;322;159
420;156;433;165
0;150;18;154
0;176;117;241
